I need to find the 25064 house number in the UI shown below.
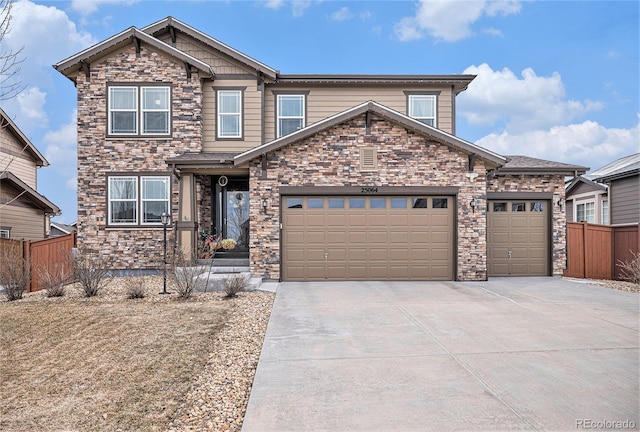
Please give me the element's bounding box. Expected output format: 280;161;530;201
360;187;379;193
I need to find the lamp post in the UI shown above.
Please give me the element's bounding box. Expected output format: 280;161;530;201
160;212;171;295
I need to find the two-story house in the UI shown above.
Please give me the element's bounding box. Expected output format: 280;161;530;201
0;108;61;240
54;17;587;281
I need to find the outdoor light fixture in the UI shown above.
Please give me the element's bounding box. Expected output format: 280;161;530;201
557;198;564;208
160;212;171;295
262;199;268;211
470;198;477;213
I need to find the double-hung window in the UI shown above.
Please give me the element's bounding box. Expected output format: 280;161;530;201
217;90;242;138
108;175;170;226
407;94;437;127
277;94;305;137
602;200;609;225
108;85;170;136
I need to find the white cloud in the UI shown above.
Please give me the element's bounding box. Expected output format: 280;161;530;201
476;120;640;171
8;1;95;86
263;0;285;10
458;63;603;133
360;11;372;20
292;0;312;17
331;6;352;21
66;176;78;192
482;27;503;37
70;0;138;16
43;110;77;179
394;0;521;42
17;87;47;124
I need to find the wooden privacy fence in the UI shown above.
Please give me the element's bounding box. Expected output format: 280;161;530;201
0;232;77;292
564;222;639;281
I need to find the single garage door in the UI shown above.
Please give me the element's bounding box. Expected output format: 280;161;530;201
488;200;550;276
282;195;454;281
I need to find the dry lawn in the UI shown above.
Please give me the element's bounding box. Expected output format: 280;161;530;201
0;286;230;431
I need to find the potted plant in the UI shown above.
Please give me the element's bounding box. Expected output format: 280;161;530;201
220;238;237;250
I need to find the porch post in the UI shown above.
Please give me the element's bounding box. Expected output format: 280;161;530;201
176;173;197;259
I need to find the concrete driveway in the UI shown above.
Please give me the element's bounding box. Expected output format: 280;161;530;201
242;278;639;431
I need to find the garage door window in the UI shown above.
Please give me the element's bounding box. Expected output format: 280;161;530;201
412;198;427;208
370;198;386;209
512;202;526;212
286;198;302;208
433;198;448;208
531;202;545;212
493;202;507;212
391;197;407;208
308;198;324;209
328;198;345;208
349;197;365;208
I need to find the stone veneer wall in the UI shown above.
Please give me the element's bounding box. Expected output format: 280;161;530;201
249;113;490;281
487;174;567;276
75;45;203;269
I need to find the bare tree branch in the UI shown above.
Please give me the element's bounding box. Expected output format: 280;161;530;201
0;0;26;101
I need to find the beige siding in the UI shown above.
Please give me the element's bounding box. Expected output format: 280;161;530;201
157;33;251;75
0;126;38;188
0;188;46;240
264;85;454;142
202;78;263;153
610;176;640;224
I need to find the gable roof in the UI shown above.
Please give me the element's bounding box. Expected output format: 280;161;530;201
53;26;214;81
0;108;48;167
566;175;608;195
234;101;507;166
141;16;278;80
0;171;61;214
587;153;640;182
492;155;588;176
50;221;76;234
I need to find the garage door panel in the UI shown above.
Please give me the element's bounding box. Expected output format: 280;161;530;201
282;195;454;281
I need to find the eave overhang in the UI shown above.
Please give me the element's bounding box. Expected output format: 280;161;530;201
492;156;589;176
53;26;214;82
141;16;278;80
234;100;506;167
0;171;61;215
0;108;49;167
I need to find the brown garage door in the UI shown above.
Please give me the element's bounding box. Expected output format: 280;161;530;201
282;196;454;281
488;200;550;276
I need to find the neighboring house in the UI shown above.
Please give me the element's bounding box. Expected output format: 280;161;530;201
54;17;587;281
566;153;639;225
50;221;77;237
0;108;61;240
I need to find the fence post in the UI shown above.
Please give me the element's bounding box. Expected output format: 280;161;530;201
23;239;32;292
581;221;588;279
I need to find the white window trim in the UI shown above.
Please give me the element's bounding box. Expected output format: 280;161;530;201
108;85;171;136
602;199;609;225
108;175;170;226
0;229;9;239
217;90;242;139
408;94;437;127
576;201;595;223
277;94;305;138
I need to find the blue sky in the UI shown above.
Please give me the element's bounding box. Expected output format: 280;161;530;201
2;0;638;223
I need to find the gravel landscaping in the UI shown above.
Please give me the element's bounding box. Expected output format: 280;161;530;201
1;276;274;432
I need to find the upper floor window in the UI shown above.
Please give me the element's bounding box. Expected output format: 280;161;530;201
277;94;305;138
108;85;170;136
407;94;436;127
108;175;170;226
217;90;242;139
0;228;9;239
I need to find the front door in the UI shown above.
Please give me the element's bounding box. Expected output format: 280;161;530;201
214;176;249;255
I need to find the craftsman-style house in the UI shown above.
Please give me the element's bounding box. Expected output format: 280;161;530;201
54;17;587;281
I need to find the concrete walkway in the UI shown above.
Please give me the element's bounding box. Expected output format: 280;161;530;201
242;278;639;431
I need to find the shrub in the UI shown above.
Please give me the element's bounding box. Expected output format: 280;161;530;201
618;251;640;285
73;248;111;297
222;274;249;299
123;275;148;299
170;251;205;300
0;245;30;301
39;259;73;298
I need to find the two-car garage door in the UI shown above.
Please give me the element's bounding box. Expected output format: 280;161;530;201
282;195;454;281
